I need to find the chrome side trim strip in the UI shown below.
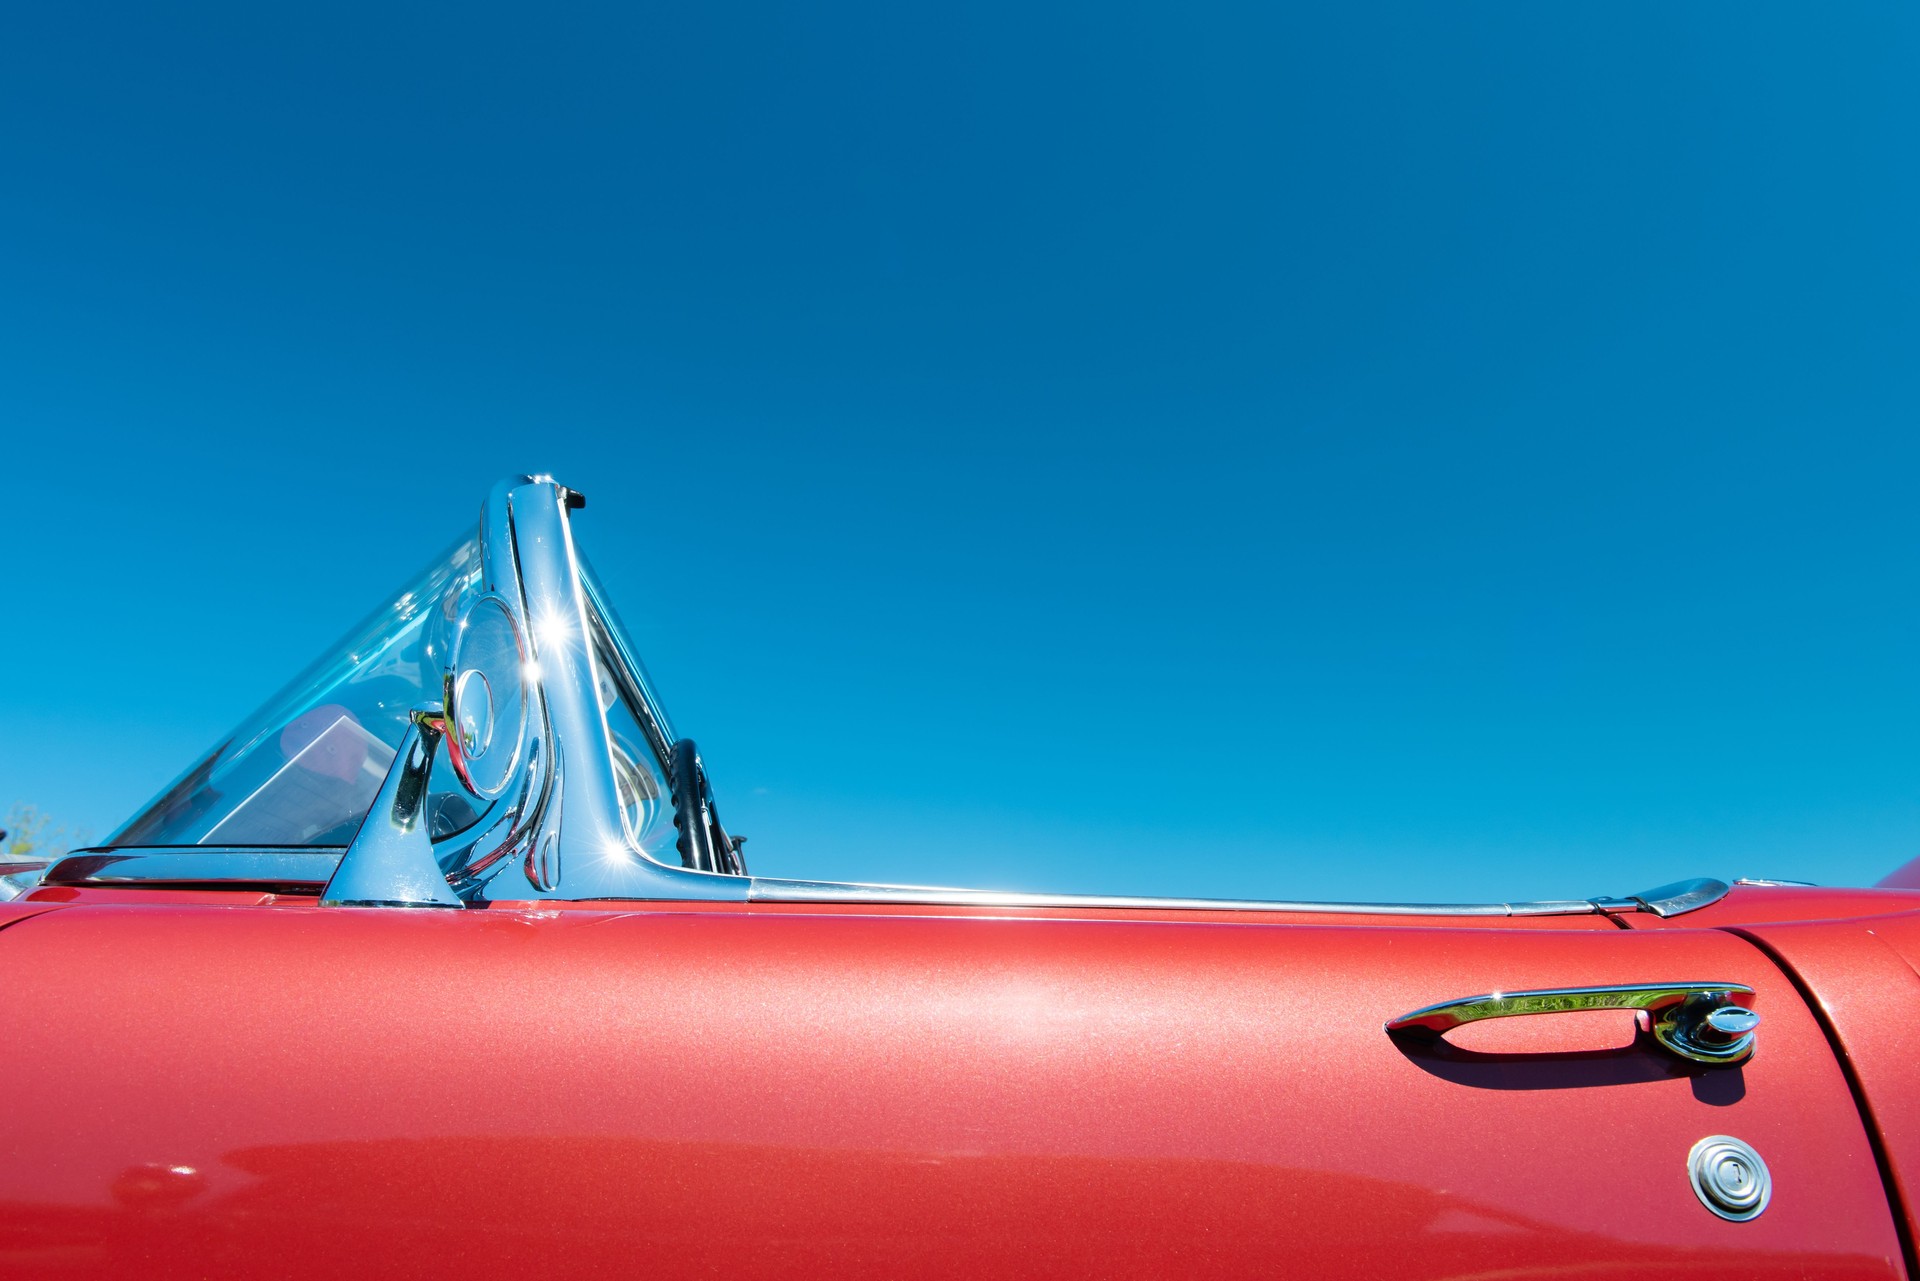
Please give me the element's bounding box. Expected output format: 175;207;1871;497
1510;899;1609;917
746;877;1600;917
46;849;347;892
43;853;1724;921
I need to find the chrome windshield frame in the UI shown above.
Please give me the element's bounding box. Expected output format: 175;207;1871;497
455;477;746;903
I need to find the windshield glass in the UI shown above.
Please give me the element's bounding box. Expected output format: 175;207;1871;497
578;557;689;864
110;539;490;848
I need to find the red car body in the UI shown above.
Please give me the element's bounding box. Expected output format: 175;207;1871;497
8;884;1920;1277
6;478;1918;1278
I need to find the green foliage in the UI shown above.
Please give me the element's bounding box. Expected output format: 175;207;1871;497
3;804;88;861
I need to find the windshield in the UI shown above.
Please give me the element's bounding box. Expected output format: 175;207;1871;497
110;539;491;848
108;532;699;873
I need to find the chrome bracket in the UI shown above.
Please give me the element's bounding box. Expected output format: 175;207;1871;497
1589;877;1733;918
321;706;464;908
459;477;747;904
1654;993;1760;1064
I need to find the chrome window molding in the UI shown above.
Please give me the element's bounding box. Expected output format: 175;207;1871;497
744;878;1599;916
41;849;1736;920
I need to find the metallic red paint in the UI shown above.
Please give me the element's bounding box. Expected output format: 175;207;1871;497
1738;914;1920;1264
0;896;1906;1278
0;900;63;932
1622;885;1920;931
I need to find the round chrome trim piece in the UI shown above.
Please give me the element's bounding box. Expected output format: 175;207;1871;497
453;668;495;758
445;592;529;801
1688;1135;1770;1221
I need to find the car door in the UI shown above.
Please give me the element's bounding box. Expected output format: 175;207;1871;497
0;895;1903;1279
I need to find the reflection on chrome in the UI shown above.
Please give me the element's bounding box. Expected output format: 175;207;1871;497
321;706;463;908
1386;981;1759;1067
101;474;747;906
0;859;51;901
443;592;530;801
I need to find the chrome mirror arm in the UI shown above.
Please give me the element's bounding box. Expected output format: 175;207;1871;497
321;706;465;908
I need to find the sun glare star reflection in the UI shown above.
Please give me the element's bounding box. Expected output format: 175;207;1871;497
534;606;573;654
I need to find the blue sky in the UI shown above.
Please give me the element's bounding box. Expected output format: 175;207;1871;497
2;3;1916;903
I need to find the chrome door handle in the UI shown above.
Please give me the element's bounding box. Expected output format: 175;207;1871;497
1387;982;1758;1065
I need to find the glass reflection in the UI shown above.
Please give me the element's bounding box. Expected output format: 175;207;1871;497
112;540;489;848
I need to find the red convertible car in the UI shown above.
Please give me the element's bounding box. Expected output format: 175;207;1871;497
6;475;1920;1278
